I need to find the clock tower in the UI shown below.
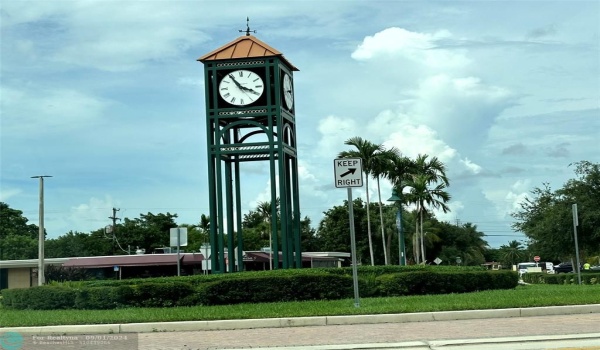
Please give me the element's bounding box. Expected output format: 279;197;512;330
198;30;301;273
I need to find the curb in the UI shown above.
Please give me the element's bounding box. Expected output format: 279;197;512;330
215;333;600;350
2;304;599;335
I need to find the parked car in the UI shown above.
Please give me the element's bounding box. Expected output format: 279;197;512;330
554;262;574;273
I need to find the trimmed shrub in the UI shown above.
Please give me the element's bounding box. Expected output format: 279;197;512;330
1;286;76;310
376;270;517;296
130;281;195;307
0;268;518;310
74;286;123;309
197;273;354;306
524;272;600;285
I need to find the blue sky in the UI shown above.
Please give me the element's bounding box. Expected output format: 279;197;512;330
1;1;598;249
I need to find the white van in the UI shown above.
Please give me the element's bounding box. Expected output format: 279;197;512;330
517;262;554;276
517;262;537;276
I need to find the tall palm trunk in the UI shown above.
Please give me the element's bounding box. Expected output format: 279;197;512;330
414;204;421;264
420;207;425;264
376;176;388;265
365;176;374;266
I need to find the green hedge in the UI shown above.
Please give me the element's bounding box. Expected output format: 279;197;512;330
1;286;77;310
1;268;517;310
523;272;600;285
197;273;354;306
376;270;517;296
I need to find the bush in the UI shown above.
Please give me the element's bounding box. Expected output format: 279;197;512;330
524;272;600;285
130;282;195;307
197;273;354;306
1;286;77;310
0;268;518;310
376;270;517;296
75;287;123;309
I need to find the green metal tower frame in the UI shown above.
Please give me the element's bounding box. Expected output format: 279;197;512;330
198;36;302;273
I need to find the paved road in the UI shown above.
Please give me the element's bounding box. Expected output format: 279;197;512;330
5;308;600;349
134;313;600;350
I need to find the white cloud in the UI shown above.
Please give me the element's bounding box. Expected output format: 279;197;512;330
460;158;483;175
1;86;112;133
483;179;532;220
0;188;22;202
403;74;516;148
178;77;204;87
62;195;119;233
1;1;210;72
351;27;469;69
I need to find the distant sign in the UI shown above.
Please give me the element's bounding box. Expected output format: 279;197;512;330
534;256;540;262
170;227;188;247
334;158;363;188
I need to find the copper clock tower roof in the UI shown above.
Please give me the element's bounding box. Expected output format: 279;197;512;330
197;35;298;71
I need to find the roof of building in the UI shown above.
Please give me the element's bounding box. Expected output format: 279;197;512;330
62;253;205;268
0;258;71;268
243;251;342;263
1;251;349;269
197;35;298;71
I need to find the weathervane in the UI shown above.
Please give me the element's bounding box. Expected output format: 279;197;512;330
239;17;256;36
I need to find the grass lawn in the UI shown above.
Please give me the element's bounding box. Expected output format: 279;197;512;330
1;284;599;328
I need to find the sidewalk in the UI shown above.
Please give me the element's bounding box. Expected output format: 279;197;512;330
2;305;600;349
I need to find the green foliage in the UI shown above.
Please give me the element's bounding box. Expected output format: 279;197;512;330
197;273;353;306
498;240;526;267
1;267;513;310
45;265;91;283
523;272;600;285
512;161;600;261
0;202;39;260
1;286;76;310
377;270;518;296
74;287;123;309
3;284;600;328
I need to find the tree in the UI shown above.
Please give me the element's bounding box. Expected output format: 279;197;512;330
0;202;39;260
383;152;416;265
45;231;95;258
371;148;400;265
339;137;386;265
499;240;526;267
512;161;600;261
316;198;371;264
405;172;450;264
115;212;179;254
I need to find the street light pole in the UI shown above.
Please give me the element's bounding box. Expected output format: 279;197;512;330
388;189;406;265
31;175;52;286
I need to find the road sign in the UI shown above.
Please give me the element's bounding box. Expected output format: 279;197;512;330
334;158;363;188
170;227;188;247
534;256;540;262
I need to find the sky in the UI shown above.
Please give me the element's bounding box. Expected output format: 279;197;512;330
1;1;599;249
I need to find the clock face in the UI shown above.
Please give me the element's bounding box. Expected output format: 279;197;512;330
218;69;264;106
282;73;294;110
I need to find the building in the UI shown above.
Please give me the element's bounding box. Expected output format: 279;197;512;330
0;251;349;290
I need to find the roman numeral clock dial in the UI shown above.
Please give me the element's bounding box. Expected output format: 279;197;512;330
218;69;264;106
282;73;294;110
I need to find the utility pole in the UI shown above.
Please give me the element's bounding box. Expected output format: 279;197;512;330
31;175;52;286
109;208;120;255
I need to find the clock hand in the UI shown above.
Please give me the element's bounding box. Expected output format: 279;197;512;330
228;74;244;89
240;86;261;95
228;74;260;95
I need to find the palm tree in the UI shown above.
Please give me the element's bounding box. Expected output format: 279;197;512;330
405;155;451;264
256;199;279;269
370;148;400;265
500;240;525;267
382;151;415;265
339;137;385;266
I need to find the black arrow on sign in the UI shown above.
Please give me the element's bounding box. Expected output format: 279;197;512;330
340;168;357;178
